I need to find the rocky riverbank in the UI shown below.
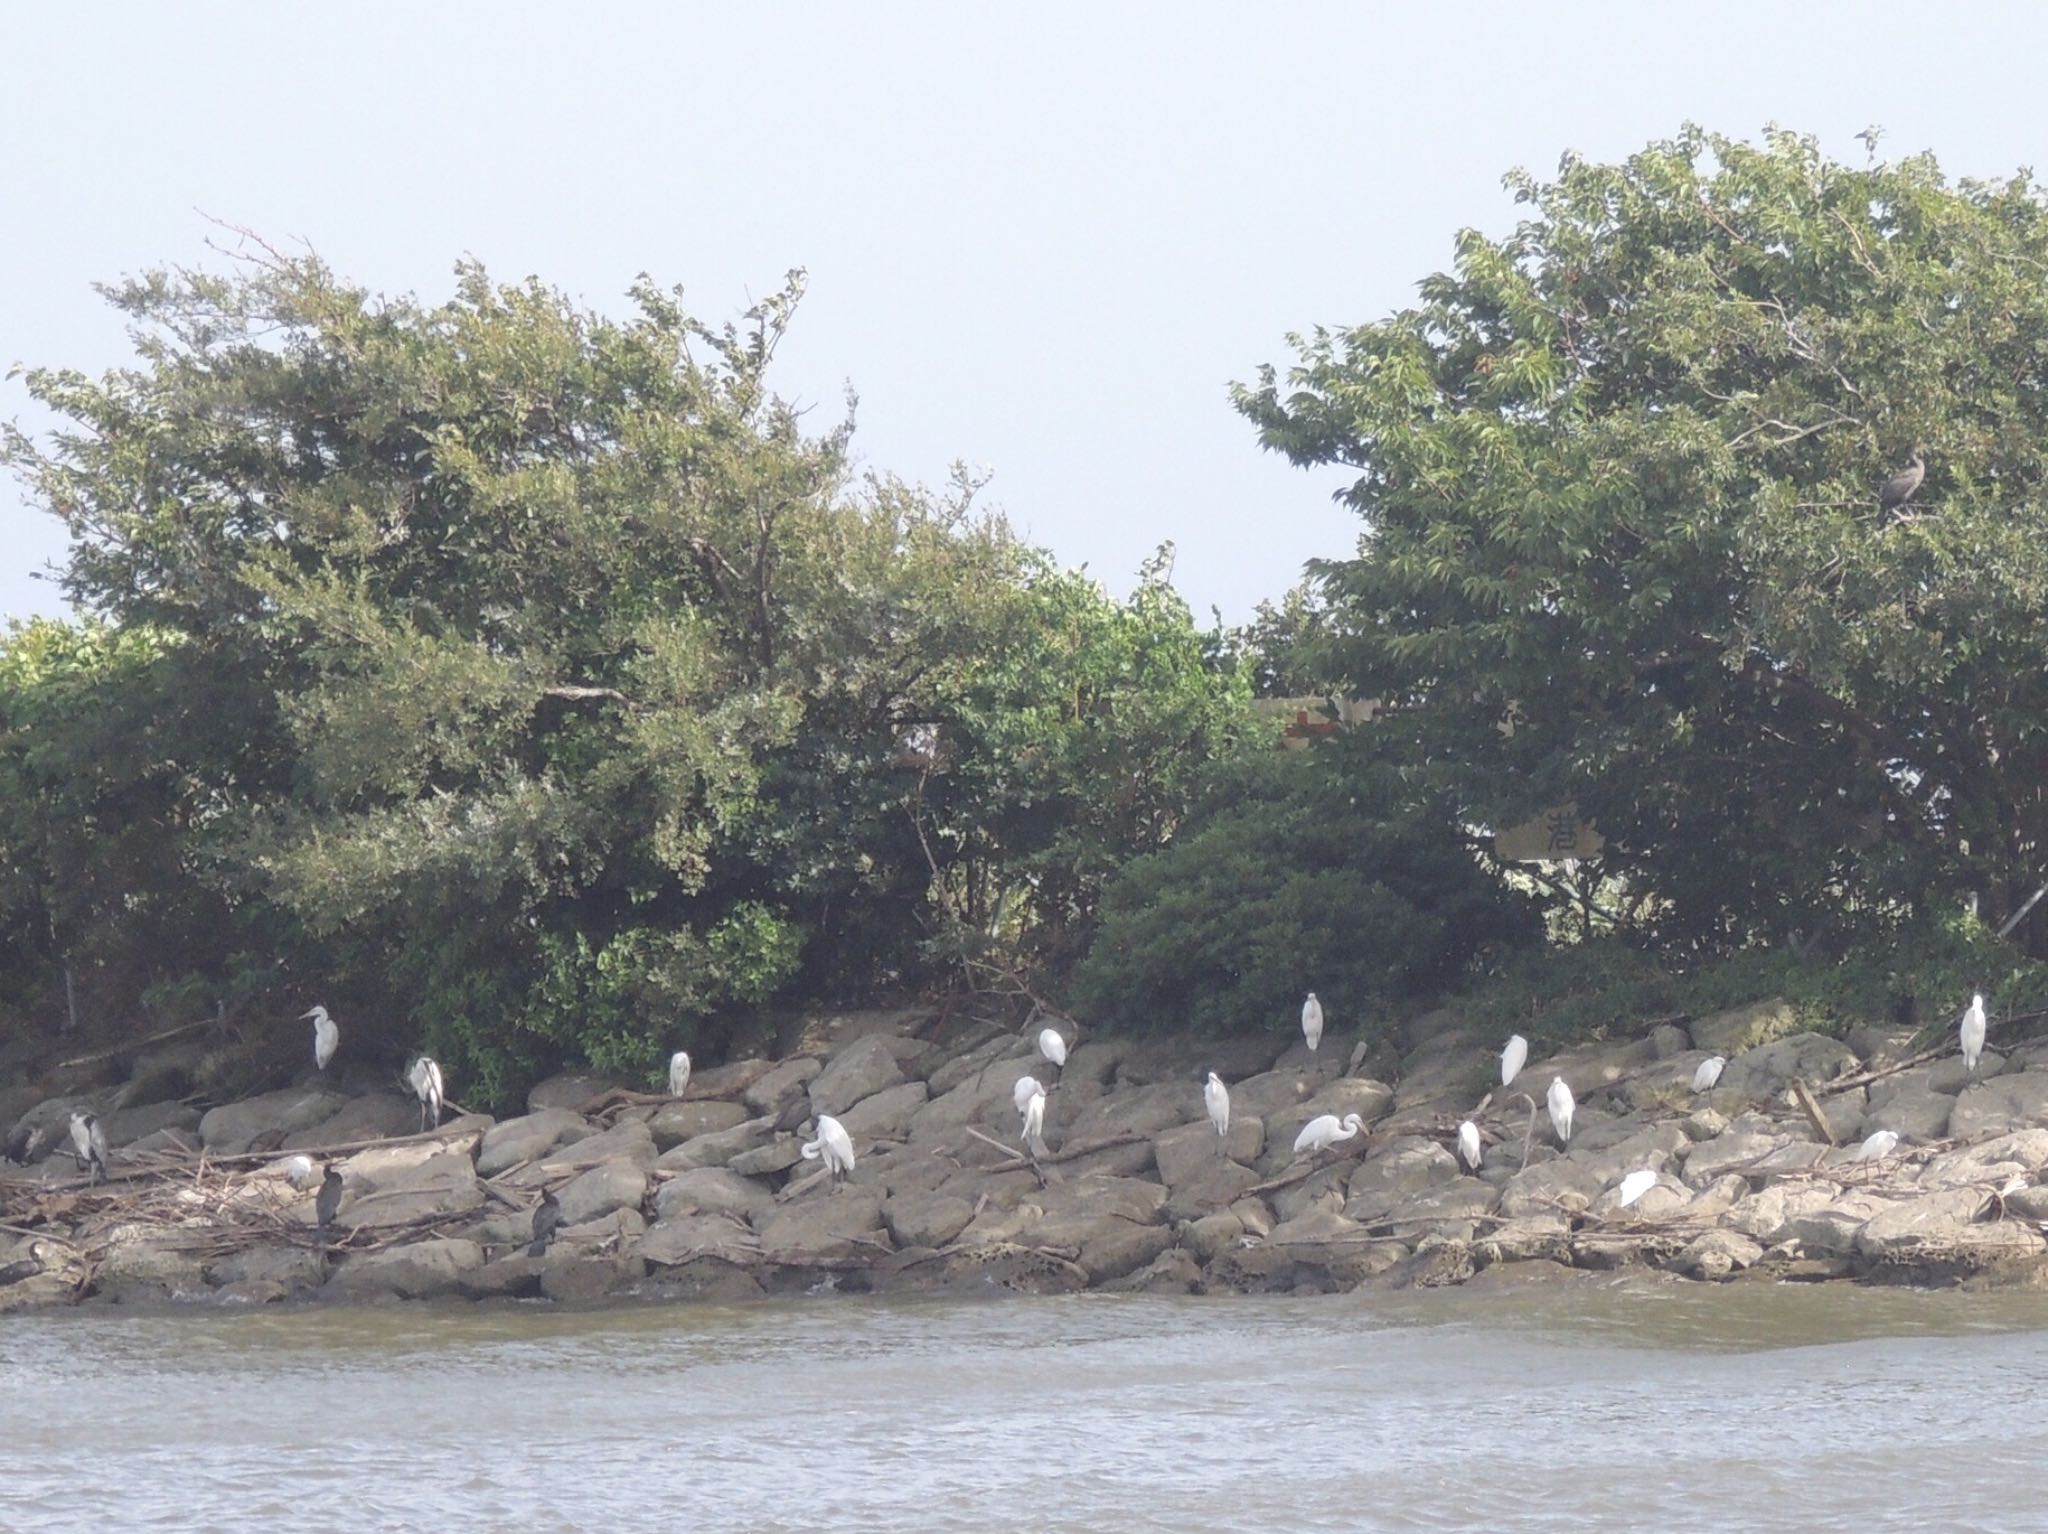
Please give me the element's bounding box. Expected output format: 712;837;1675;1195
5;996;2048;1312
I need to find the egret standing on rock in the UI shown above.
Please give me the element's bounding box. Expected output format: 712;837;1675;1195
1501;1034;1528;1089
1019;1085;1049;1158
1961;994;1987;1076
1616;1169;1658;1208
1457;1120;1482;1172
1013;1075;1045;1114
1852;1129;1900;1163
304;1005;339;1073
1293;1112;1364;1155
1037;1028;1068;1068
801;1115;857;1182
668;1050;692;1099
1691;1055;1726;1093
408;1056;445;1131
1205;1072;1231;1139
68;1111;109;1184
1302;993;1324;1054
1547;1077;1575;1144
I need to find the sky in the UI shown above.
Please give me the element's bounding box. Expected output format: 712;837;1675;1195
5;2;2048;625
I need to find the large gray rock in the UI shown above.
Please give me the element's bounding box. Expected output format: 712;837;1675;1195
742;1057;823;1115
525;1073;626;1113
1498;1157;1604;1218
641;1212;762;1268
756;1187;890;1266
909;1061;1038;1143
1380;1181;1501;1242
1856;1187;2047;1268
1679;1127;1806;1186
1950;1074;2048;1139
333;1143;486;1229
1721;1182;1843;1242
554;1160;649;1227
92;1223;211;1302
206;1243;327;1294
538;1247;645;1302
1716;1033;1858;1100
647;1100;750;1151
1221;1068;1326;1124
957;1175;1170;1283
1475;1214;1572;1265
1916;1131;2048;1190
653;1167;775;1224
1780;1190;1892;1257
284;1093;423;1150
1062;1081;1197;1145
1862;1089;1953;1142
809;1036;907;1118
1691;998;1800;1055
98;1099;202;1150
1344;1137;1462;1223
324;1238;484;1300
1153;1118;1260;1190
659;1115;776;1171
478;1108;594;1177
728;1136;807;1177
883;1190;976;1249
924;1034;1017;1098
501;1119;655;1185
199;1089;350;1153
1676;1228;1765;1279
837;1081;929;1143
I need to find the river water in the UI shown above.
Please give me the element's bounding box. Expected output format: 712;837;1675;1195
6;1278;2047;1532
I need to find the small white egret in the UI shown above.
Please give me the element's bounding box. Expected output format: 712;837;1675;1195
1020;1087;1048;1158
408;1056;445;1131
1691;1055;1726;1093
1292;1111;1364;1155
1457;1119;1482;1172
1037;1028;1068;1067
1501;1034;1529;1088
1205;1072;1231;1139
801;1114;857;1181
1547;1077;1575;1144
1961;993;1987;1075
281;1153;320;1191
668;1050;692;1099
68;1111;109;1184
1301;993;1324;1053
1013;1074;1045;1114
1852;1129;1899;1163
1616;1169;1659;1208
304;1005;339;1072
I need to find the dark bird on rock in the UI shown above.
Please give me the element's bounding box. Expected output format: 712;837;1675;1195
68;1111;109;1185
1880;448;1926;513
315;1166;345;1237
528;1187;562;1259
0;1240;47;1287
773;1091;814;1134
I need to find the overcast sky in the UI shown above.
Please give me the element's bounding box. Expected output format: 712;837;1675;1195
5;2;2046;624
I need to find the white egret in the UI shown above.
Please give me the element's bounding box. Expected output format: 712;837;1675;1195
408;1056;445;1131
315;1166;345;1235
1020;1087;1048;1158
801;1114;857;1181
668;1050;692;1099
1852;1129;1899;1163
1301;993;1324;1053
304;1005;339;1072
1037;1028;1069;1068
1013;1075;1045;1114
1205;1072;1231;1139
1546;1077;1575;1143
1292;1112;1364;1155
1616;1169;1658;1208
68;1111;109;1184
1691;1055;1726;1093
1961;994;1987;1075
1501;1034;1529;1088
281;1153;320;1191
1457;1120;1482;1172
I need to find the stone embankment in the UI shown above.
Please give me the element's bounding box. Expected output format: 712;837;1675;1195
6;996;2048;1311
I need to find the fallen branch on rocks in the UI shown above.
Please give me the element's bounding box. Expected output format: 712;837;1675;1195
962;1128;1148;1176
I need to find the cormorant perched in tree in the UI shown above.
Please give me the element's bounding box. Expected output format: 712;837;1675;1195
1880;447;1926;512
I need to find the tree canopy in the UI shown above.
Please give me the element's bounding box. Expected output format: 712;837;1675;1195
1236;127;2048;952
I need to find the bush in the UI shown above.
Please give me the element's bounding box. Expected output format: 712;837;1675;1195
1066;749;1539;1041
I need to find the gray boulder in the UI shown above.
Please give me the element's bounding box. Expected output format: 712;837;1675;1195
554;1160;649;1226
659;1115;776;1171
1862;1089;1952;1142
653;1167;775;1224
837;1081;929;1143
199;1089;350;1153
883;1191;976;1249
1716;1033;1858;1100
284;1093;421;1150
1675;1228;1765;1280
641;1212;762;1268
324;1238;484;1300
1856;1187;2047;1268
1344;1137;1461;1223
809;1036;907;1117
1690;997;1800;1055
478;1108;594;1177
647;1100;750;1151
525;1073;625;1112
1950;1074;2048;1139
742;1057;823;1115
756;1187;890;1266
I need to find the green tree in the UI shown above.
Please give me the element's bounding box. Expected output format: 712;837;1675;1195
1236;127;2048;951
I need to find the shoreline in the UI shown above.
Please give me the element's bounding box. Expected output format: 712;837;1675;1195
6;996;2047;1313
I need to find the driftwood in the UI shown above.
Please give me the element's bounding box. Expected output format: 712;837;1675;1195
962;1127;1147;1176
1790;1078;1837;1145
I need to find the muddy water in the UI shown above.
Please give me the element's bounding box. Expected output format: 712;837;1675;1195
6;1280;2047;1531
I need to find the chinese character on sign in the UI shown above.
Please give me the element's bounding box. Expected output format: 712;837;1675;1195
1545;809;1580;855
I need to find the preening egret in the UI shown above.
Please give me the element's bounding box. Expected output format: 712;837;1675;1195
304;1005;339;1072
669;1050;692;1099
1547;1077;1575;1143
1037;1028;1068;1068
282;1153;320;1191
1501;1034;1528;1088
1013;1075;1045;1114
529;1187;562;1258
1205;1072;1231;1139
1616;1169;1658;1208
1961;994;1987;1075
1691;1055;1726;1093
1879;447;1925;512
1301;993;1324;1053
1852;1129;1899;1163
1020;1087;1048;1157
1457;1120;1482;1172
408;1056;445;1131
801;1114;857;1181
315;1166;344;1235
68;1111;109;1184
1293;1112;1364;1155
